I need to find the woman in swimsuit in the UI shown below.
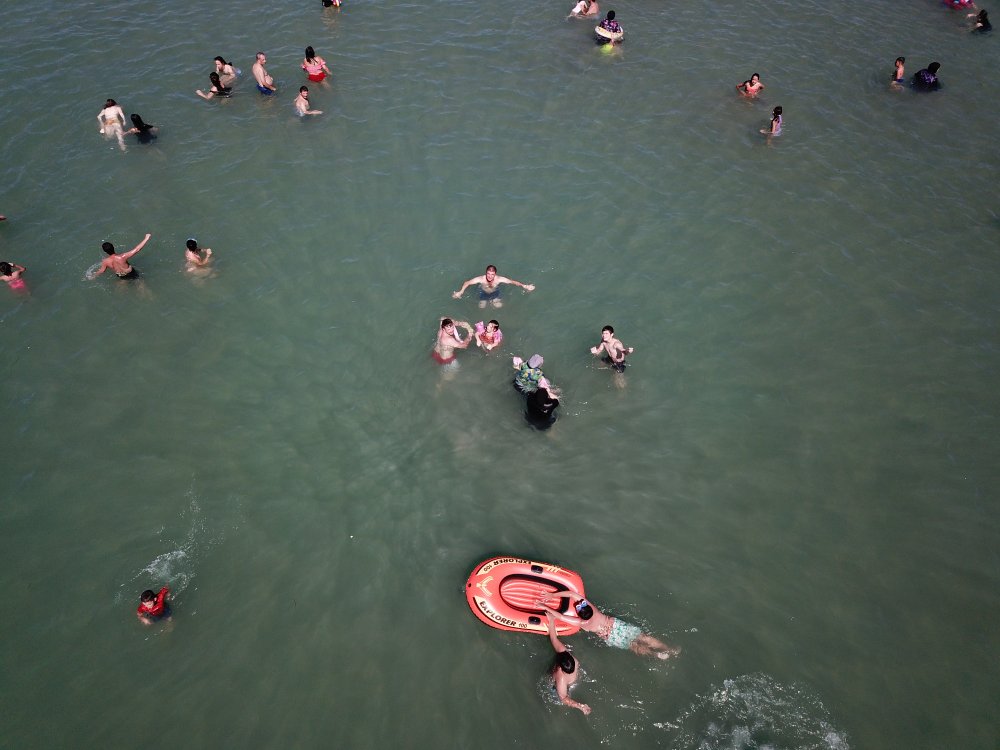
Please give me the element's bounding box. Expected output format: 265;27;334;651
196;73;232;100
761;105;782;136
302;46;332;83
889;57;905;88
97;98;127;151
0;261;28;293
736;73;765;97
214;56;238;87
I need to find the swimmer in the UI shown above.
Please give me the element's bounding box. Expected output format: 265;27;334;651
97;98;127;151
322;0;342;7
525;376;560;429
760;105;782;136
912;62;941;92
539;591;681;660
0;261;28;293
736;73;765;97
302;46;333;83
124;114;158;143
890;57;905;88
295;86;323;116
252;52;276;95
590;325;633;373
545;613;591;715
214;56;239;87
137;587;171;626
474;319;503;351
184;238;213;276
433;317;473;365
196;72;232;100
453;265;535;309
511;354;544;394
91;233;151;280
568;0;599;18
969;9;991;31
595;10;623;44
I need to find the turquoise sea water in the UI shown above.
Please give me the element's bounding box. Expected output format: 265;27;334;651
1;0;998;748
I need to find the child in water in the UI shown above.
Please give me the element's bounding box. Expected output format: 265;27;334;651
474;320;503;351
137;587;171;625
761;106;782;136
890;57;905;88
0;261;28;293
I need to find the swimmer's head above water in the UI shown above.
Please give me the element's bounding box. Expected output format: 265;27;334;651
102;241;116;255
574;598;594;620
556;651;576;674
441;317;453;329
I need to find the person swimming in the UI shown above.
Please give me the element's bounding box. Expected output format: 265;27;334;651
760;105;782;136
302;46;333;83
196;72;232;100
97;98;127;151
125;114;157;143
0;261;28;293
890;57;905;88
970;9;991;31
736;73;765;97
214;56;239;87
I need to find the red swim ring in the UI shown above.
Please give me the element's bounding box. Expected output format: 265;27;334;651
465;556;585;635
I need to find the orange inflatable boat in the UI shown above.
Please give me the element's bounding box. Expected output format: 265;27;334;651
465;556;586;636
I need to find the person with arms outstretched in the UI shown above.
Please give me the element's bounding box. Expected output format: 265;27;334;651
453;265;534;309
540;590;680;660
91;233;151;280
545;612;591;715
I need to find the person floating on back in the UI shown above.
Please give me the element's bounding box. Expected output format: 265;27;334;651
453;265;535;309
545;612;591;715
137;587;171;626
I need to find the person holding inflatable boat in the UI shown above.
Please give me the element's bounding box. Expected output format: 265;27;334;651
546;613;591;715
595;10;623;45
538;590;681;660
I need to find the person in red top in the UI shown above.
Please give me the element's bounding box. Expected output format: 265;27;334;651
137;587;171;625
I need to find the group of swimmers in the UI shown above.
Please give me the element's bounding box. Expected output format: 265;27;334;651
194;48;331;117
434;265;636;430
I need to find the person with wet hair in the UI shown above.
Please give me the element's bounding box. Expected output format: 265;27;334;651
214;56;239;86
137;587;171;625
302;46;333;83
761;105;782;136
91;233;151;280
969;9;991;31
545;612;591;715
184;238;213;276
196;72;232;100
124;114;157;143
736;73;765;97
97;98;127;151
890;57;905;88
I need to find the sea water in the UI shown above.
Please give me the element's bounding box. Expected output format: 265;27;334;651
1;0;998;748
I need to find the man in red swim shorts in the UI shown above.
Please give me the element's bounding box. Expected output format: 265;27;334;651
432;317;473;365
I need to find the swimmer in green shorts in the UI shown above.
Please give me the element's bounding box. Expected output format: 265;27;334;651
539;590;680;660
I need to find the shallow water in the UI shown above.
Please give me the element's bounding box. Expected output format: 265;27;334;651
1;0;998;748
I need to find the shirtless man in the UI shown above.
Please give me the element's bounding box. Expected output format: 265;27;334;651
590;325;633;373
252;52;276;95
545;613;591;715
97;98;127;151
433;317;473;365
539;590;680;660
453;265;535;309
91;233;152;280
295;86;323;116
